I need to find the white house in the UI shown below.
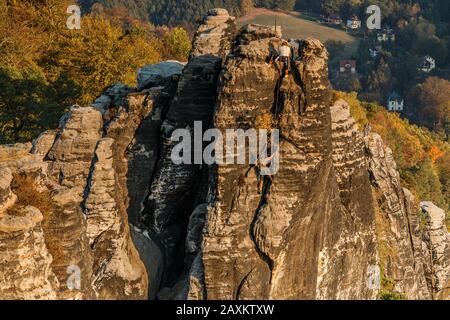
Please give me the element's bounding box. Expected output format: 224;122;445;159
369;46;382;58
347;15;362;29
377;28;395;42
387;92;404;112
418;55;436;73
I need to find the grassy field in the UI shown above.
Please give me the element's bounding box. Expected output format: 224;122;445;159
237;10;359;56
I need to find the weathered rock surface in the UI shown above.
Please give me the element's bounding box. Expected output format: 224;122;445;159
1;8;449;301
0;206;59;300
321;99;378;300
32;130;57;158
137;61;185;91
0;168;15;212
45;186;93;300
365;133;433;299
84;136;146;299
403;188;434;298
198;31;379;300
190;8;236;59
141;9;236;289
420;202;450;299
47;105;103;191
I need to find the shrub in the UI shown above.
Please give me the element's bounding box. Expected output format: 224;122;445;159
9;174;54;217
378;291;408;300
378;267;408;300
7;174;64;261
255;113;276;130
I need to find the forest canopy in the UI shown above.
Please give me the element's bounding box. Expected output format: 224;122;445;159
79;0;298;27
0;0;191;143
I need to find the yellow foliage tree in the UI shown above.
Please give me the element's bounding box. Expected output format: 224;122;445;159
0;1;191;142
429;146;444;164
162;27;192;61
54;16;162;104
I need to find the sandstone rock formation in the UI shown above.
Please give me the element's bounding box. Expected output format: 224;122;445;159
141;8;236;290
364;133;432;299
420;202;450;299
137;61;185;91
0;205;59;300
198;29;378;300
0;8;449;300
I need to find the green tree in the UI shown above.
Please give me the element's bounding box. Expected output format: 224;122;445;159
0;67;79;143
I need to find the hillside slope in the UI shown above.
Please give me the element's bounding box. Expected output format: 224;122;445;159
336;92;450;228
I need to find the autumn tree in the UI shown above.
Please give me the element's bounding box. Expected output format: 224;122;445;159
437;152;450;211
161;27;192;61
367;58;393;102
240;0;254;15
0;0;191;142
408;77;450;134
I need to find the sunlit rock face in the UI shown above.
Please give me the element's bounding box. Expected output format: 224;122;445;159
420;202;450;299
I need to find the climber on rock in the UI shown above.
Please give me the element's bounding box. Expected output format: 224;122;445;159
266;41;292;77
244;150;277;195
278;41;292;77
256;152;277;194
103;105;118;123
246;145;278;194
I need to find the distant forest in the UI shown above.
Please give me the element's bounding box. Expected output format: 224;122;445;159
78;0;298;27
79;0;250;27
79;0;450;27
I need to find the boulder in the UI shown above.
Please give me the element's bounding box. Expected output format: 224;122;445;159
137;61;185;91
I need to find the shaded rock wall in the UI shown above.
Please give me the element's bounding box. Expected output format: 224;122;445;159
141;8;236;290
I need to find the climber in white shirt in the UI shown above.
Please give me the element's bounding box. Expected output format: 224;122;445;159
266;41;292;77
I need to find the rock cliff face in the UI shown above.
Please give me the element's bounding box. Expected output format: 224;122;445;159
364;133;432;299
0;9;449;300
420;202;450;299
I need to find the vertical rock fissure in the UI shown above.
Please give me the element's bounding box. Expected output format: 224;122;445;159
247;66;290;287
250;186;275;281
291;63;308;115
235;268;255;299
81;142;100;217
402;194;418;262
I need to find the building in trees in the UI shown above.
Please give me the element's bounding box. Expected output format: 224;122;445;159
346;15;361;30
326;14;342;25
377;28;396;42
340;60;357;74
418;55;436;73
387;91;404;112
